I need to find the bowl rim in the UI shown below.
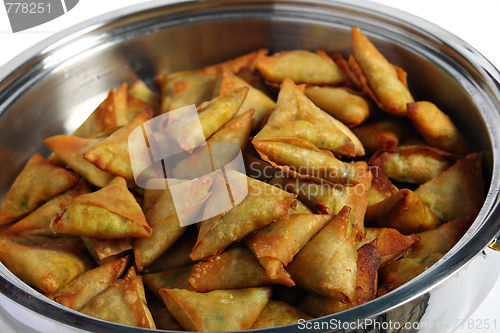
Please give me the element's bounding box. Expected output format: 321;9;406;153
1;0;500;331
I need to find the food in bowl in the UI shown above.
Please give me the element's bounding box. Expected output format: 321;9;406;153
0;27;485;331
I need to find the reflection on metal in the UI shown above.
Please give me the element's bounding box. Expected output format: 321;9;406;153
488;239;500;252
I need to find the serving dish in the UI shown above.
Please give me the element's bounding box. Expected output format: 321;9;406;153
0;0;500;332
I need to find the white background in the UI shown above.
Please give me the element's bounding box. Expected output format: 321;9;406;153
0;1;499;332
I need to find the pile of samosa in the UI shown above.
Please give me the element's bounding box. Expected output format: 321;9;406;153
0;27;485;331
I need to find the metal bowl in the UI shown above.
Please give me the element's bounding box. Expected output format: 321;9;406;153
0;0;499;332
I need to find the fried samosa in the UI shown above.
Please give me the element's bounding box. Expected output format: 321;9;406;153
253;138;361;185
160;287;272;332
414;152;485;222
351;118;413;155
190;173;296;261
287;206;360;301
51;176;151;239
84;108;153;183
378;253;443;296
72;85;123;138
0;154;79;225
255;76;359;156
365;189;441;234
189;243;290;291
369;146;459;184
320;232;361;302
0;232;92;294
143;265;193;301
297;241;381;317
407;101;469;155
172;109;254;179
157;73;217;114
305;86;372;127
8;179;91;237
256;50;347;85
245;214;332;284
134;177;211;271
405;210;478;258
80;267;156;328
215;66;275;131
359;228;420;267
44;135;115;188
350;27;414;115
49;255;130;310
251;299;313;328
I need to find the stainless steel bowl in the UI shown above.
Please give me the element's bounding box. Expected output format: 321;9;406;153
1;1;500;332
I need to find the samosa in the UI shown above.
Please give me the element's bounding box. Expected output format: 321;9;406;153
44;135;115;188
49;255;130;310
256;50;347;85
172;109;254;179
351;118;413;155
190;173;296;261
245;214;332;284
255;76;361;157
378;253;443;296
143;265;193;301
189;243;291;291
359;228;420;267
0;231;92;294
251;299;313;328
8;179;91;237
134;176;211;271
405;210;477;258
407;101;469;155
165;87;249;151
305;86;372;127
159;287;272;332
80;267;156;328
287;206;361;302
414;152;485;222
84;108;154;183
0;154;79;225
72;85;125;138
369;145;458;184
365;189;441;234
350;27;414;115
253;138;361;185
215;66;275;131
51;176;151;239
